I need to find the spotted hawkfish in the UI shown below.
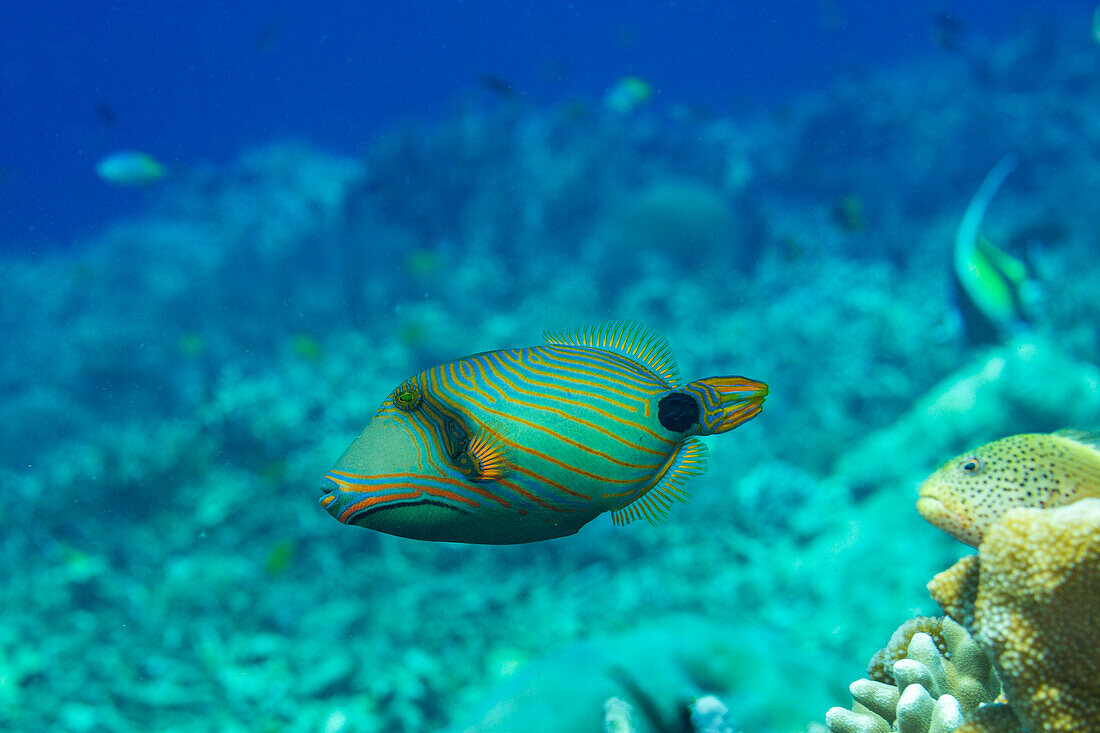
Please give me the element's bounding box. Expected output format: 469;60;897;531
320;321;767;544
917;431;1100;546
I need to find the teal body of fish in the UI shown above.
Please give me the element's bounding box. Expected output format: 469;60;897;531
320;322;767;544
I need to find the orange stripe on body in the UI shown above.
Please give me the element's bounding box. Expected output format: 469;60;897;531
496;353;668;439
429;369;619;497
476;356;670;461
532;348;664;397
541;345;670;389
445;370;652;481
496;477;575;512
503;349;647;410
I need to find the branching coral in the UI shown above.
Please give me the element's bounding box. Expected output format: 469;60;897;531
825;616;1000;733
928;499;1100;731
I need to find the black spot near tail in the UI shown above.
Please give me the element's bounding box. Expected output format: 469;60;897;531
658;392;699;433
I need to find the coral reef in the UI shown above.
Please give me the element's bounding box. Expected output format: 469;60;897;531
825;617;999;733
830;338;1100;500
929;500;1100;731
450;614;826;733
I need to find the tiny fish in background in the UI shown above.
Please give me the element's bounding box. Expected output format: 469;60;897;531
604;76;652;114
95;150;166;186
320;322;767;544
917;431;1100;546
478;73;517;99
952;155;1034;343
93;100;117;126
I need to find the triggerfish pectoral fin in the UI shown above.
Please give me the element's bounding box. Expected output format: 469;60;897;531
684;376;768;436
455;426;510;482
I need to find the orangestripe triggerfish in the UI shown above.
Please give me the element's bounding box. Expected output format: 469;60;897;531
320;321;768;544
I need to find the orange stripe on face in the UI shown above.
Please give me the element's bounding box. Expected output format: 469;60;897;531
339;489;421;522
337;484;483;523
328;470;510;507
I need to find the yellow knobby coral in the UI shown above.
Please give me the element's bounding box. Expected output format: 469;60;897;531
929;499;1100;731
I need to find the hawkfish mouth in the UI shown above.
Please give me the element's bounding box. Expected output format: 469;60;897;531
916;494;975;543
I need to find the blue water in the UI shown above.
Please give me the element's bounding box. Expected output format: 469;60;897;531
2;1;1091;247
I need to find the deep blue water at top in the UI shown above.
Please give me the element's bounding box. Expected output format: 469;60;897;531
0;1;1092;251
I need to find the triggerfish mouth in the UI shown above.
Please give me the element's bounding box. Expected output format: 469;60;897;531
320;321;767;544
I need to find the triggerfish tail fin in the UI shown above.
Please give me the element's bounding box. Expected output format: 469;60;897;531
612;438;708;526
682;376;768;436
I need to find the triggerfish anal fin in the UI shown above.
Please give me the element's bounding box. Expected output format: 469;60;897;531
682;376;769;436
612;437;707;526
953;155;1031;342
544;320;680;387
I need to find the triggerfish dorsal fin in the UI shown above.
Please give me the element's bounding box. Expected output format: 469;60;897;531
454;425;511;482
681;376;769;436
612;438;708;526
544;320;680;387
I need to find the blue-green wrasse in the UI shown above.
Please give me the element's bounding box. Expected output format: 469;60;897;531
94;150;166;186
320;322;767;544
953;155;1034;343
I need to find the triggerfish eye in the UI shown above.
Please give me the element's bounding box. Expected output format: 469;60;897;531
392;382;421;411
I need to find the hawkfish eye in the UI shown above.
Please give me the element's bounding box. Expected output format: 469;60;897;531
393;382;422;411
959;456;983;473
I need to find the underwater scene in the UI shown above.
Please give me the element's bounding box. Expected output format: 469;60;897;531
3;3;1100;732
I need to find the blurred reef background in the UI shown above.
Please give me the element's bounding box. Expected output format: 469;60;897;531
2;3;1100;732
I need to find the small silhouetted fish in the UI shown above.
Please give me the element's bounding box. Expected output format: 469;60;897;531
931;11;965;52
94;101;117;126
479;74;516;99
256;18;283;53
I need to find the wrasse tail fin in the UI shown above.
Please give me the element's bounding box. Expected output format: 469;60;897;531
612;438;707;526
683;376;768;436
